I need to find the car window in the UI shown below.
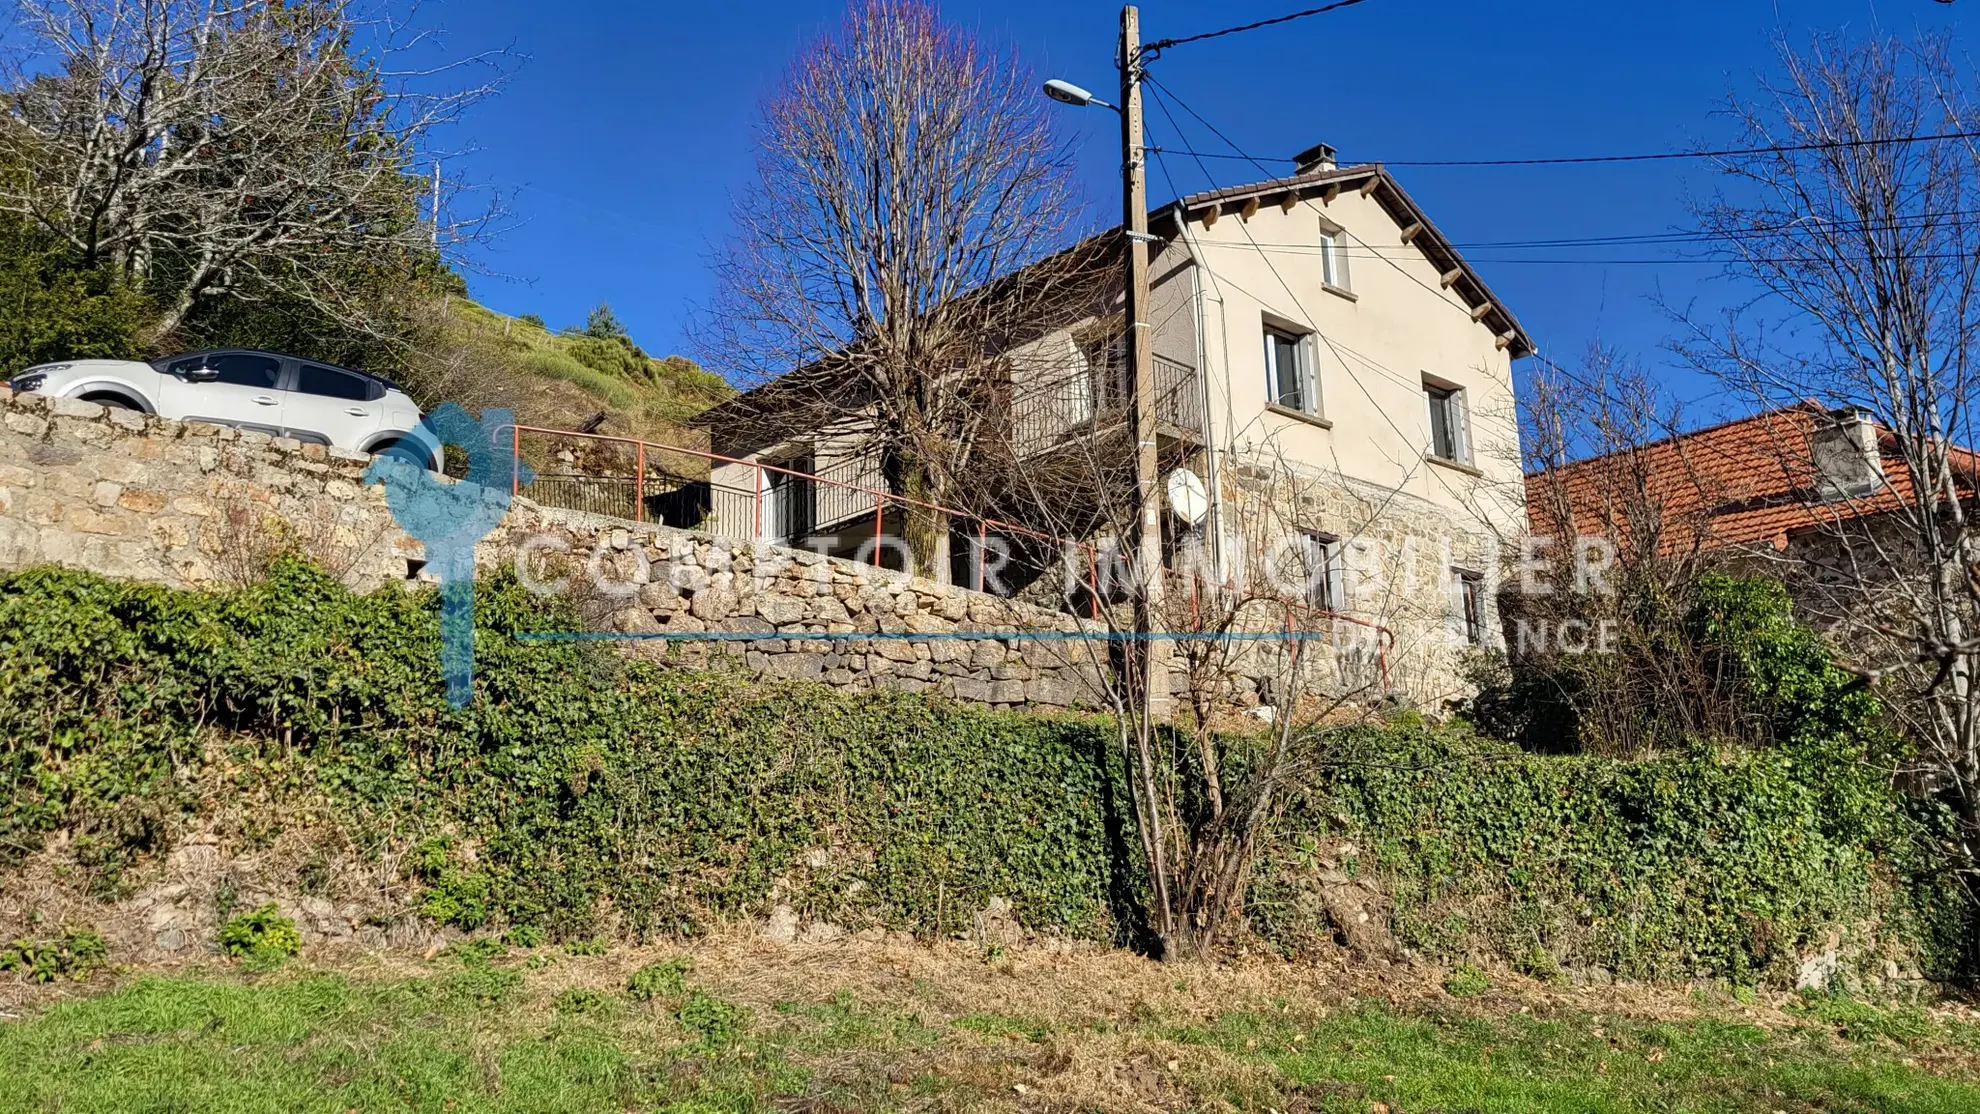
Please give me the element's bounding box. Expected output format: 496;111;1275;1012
170;352;280;389
295;363;379;402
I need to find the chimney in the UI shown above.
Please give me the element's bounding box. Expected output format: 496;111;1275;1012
1292;141;1337;177
1810;409;1885;500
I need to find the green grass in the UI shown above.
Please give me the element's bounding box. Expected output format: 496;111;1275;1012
0;970;792;1114
2;966;1976;1113
1168;1002;1980;1113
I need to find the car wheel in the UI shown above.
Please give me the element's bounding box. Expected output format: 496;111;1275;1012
371;438;437;471
78;393;140;411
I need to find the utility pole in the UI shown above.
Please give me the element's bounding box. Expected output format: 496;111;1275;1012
430;162;442;244
1118;7;1169;721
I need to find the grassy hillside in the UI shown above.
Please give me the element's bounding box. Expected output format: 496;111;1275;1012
426;299;732;445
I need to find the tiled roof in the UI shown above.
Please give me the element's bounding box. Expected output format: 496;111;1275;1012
1524;406;1977;554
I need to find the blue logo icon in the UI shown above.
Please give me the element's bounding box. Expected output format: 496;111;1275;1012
365;404;532;707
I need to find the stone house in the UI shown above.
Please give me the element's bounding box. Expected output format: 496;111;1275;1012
1523;403;1980;668
692;144;1537;705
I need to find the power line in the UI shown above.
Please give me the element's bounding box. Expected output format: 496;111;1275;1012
1144;0;1379;54
1193;129;1980;170
1381;130;1980;167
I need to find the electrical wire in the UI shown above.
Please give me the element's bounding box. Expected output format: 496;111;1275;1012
1151;131;1980;170
1381;130;1980;167
1145;83;1461;511
1142;74;1654;434
1143;0;1379;54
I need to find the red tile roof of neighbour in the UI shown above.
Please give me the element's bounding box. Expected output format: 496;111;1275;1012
1524;406;1979;554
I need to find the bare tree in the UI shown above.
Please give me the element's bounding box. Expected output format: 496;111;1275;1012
0;0;508;343
1501;347;1760;754
1676;31;1980;860
975;390;1395;957
697;0;1085;582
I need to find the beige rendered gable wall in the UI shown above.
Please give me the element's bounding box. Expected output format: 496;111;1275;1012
1178;186;1525;541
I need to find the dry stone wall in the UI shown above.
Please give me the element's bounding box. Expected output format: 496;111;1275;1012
0;388;1125;712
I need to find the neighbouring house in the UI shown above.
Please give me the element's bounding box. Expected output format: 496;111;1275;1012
688;144;1536;704
1525;404;1967;558
1523;404;1980;678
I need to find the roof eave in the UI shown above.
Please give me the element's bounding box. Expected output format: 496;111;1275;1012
1169;164;1535;360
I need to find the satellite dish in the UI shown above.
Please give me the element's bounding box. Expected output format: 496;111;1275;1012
1166;469;1209;526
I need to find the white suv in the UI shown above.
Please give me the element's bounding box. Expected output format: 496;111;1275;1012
7;349;435;466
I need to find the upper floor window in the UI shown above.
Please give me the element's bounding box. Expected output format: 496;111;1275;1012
1319;227;1351;292
1265;325;1318;415
1423;378;1469;463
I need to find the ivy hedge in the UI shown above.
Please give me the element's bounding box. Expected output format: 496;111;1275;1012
0;560;1140;941
1253;727;1969;985
0;561;1966;982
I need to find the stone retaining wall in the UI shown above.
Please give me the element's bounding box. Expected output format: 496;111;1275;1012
0;388;1123;712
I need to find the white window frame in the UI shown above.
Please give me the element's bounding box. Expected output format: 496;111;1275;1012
1422;378;1470;463
1264;323;1320;416
1319;226;1352;292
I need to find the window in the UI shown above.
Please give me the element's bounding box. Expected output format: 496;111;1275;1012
1319;227;1351;292
1264;325;1317;414
763;455;816;545
295;363;380;401
1453;568;1486;646
1423;379;1468;462
1074;329;1126;411
1301;530;1345;611
169;352;279;389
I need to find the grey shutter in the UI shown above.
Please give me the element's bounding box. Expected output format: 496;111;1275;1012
1454;388;1471;462
1325;541;1346;611
1301;334;1320;414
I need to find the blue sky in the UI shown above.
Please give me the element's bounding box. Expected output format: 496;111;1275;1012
441;0;1968;414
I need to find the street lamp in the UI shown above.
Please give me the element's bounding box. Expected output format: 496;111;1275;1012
1042;78;1116;112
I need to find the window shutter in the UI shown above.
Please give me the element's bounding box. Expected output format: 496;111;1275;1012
1326;541;1347;612
1301;334;1320;413
1423;387;1436;454
1335;232;1352;291
1263;331;1278;404
1454;388;1471;462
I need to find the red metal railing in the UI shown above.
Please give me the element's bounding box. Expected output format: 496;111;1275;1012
494;421;1392;691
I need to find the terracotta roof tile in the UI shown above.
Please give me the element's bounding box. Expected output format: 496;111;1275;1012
1524;406;1977;554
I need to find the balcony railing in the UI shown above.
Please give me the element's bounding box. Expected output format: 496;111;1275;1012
1008;355;1201;456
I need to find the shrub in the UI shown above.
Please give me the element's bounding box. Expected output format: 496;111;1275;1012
627;957;692;1002
676;990;746;1046
502;924;545;948
1252;724;1970;985
0;928;108;983
218;904;302;967
1;561;1966;986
